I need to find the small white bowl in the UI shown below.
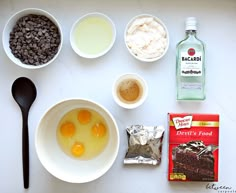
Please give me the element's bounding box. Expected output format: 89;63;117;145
2;8;63;69
35;99;120;183
112;73;148;109
124;14;169;62
70;12;116;58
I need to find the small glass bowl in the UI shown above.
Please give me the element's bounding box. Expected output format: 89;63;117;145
70;12;116;59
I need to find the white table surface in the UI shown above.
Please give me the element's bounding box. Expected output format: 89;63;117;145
1;0;236;192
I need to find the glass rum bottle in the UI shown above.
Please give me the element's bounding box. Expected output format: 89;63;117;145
176;17;205;100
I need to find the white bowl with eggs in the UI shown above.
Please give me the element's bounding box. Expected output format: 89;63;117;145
35;99;119;183
2;8;63;69
124;14;169;62
70;12;116;58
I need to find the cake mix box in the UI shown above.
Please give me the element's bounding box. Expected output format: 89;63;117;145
168;113;219;182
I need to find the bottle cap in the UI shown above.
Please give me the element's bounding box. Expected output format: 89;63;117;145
185;17;197;31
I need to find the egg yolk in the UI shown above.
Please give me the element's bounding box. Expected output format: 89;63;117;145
71;142;85;157
78;110;91;124
60;122;76;137
92;123;106;137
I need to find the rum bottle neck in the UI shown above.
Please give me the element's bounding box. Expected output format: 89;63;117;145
186;30;197;36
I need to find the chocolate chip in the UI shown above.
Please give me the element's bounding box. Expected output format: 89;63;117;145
9;14;61;66
38;31;43;36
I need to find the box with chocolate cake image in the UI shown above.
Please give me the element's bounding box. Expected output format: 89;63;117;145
168;113;219;182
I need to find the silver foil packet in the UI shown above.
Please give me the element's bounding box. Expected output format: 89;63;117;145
124;125;165;165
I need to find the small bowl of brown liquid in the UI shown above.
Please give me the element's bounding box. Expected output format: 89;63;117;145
112;73;148;109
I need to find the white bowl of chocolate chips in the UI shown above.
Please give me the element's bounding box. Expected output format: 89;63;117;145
2;8;63;69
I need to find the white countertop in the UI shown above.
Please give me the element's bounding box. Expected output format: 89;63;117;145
1;0;236;193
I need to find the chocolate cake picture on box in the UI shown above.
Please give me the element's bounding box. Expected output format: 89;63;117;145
168;113;219;182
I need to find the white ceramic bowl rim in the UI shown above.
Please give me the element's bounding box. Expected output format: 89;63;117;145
70;12;116;59
35;98;120;183
112;73;148;109
2;7;63;69
124;13;169;62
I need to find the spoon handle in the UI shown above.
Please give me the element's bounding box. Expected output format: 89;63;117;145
22;111;29;189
